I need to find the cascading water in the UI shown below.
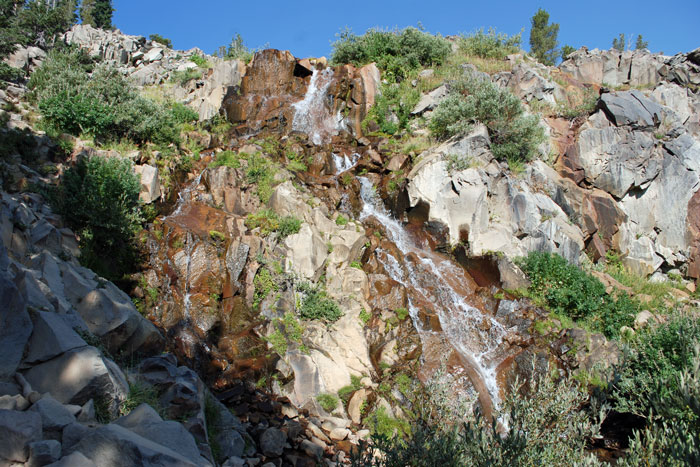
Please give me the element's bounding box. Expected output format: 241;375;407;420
292;68;345;145
359;178;507;412
332;152;360;174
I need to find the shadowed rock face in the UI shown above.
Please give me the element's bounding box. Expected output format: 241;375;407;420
221;49;379;141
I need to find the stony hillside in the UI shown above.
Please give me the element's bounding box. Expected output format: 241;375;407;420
2;20;700;467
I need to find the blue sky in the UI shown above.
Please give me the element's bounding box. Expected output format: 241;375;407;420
113;1;698;59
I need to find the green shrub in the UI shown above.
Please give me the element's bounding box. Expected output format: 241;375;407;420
612;313;700;426
517;251;637;338
458;28;522;60
29;47;182;145
429;76;544;163
244;152;277;202
1;0;76;56
149;33;172;48
297;282;343;322
119;382;161;417
170;102;199;124
0;62;23;82
331;26;451;81
253;267;278;307
189;53;210;68
317;393;339;412
335;214;348;226
170;68;203;85
209;150;240;169
48;156;142;281
363;79;421;134
245;209;301;239
351;364;601;466
618;345;700;466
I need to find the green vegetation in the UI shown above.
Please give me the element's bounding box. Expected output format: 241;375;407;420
395;307;409;321
317;393;339;412
80;0;113;30
47;155;142;282
245;209;301;238
208;230;225;242
612;33;626;52
359;308;371;325
119;381;161;417
611;313;700;425
335;214;348;226
204;395;222;464
363;79;421;134
338;376;364;403
209;150;241;168
253;267;278;308
429;76;544;163
216;33;254;63
189;53;210;68
560;44;576;62
529;8;560;66
350;261;363;270
331;26;451;81
517;251;637;338
635;34;649;50
457;28;521;60
170;68;203;86
265;312;304;356
297;282;343;323
0;0;77;59
29;47;186;145
352;365;601;466
149;33;172;48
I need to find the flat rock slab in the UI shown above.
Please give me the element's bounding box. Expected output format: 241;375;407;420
23;346;128;408
72;423;199;467
0;409;42;463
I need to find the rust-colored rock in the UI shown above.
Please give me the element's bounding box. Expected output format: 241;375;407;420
221;49;379;141
687;189;700;279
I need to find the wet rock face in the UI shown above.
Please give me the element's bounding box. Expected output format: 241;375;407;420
221;49;379;141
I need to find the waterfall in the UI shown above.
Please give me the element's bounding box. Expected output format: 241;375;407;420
292;68;344;145
359;178;506;411
332;152;360;174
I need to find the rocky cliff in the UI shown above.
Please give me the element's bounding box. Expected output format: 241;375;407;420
2;22;700;466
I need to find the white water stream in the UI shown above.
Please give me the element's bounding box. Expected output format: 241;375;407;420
359;178;506;408
332;152;360;174
292;68;346;145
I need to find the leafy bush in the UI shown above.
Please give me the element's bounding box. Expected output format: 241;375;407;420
363;80;420;134
517;251;637;338
317;393;339;412
611;313;700;425
149;33;172;48
458;28;521;60
1;0;76;56
0;62;23;82
48;156;142;281
352;364;602;466
189;53;210;68
209;150;240;169
617;344;700;466
29;47;183;145
429;76;544;163
297;282;342;322
245;209;301;239
253;267;278;307
170;68;203;86
331;26;451;81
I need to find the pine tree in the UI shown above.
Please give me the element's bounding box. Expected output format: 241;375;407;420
80;0;111;29
92;0;112;29
560;44;575;62
529;8;559;66
612;33;626;52
635;34;649;50
79;0;94;26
